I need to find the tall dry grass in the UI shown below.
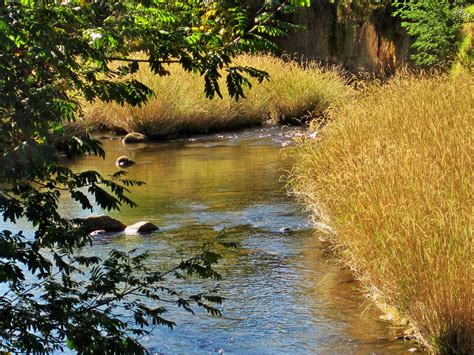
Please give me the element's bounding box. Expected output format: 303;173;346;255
290;74;473;353
84;54;352;137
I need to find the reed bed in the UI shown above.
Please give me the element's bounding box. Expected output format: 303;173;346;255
290;74;473;353
83;54;352;137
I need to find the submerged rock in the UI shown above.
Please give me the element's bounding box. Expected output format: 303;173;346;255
125;221;159;234
115;156;135;168
122;132;147;144
80;215;126;234
262;119;277;128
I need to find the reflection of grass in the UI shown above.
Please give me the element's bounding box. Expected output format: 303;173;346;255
291;74;473;353
65;139;286;226
84;54;352;137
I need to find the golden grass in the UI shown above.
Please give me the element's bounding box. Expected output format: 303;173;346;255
83;54;352;137
290;74;474;353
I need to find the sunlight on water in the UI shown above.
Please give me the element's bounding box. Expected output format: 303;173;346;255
4;127;419;353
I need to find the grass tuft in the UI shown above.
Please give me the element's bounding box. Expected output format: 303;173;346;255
290;73;474;353
83;54;352;137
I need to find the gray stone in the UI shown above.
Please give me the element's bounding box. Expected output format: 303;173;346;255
115;156;135;168
80;215;126;234
125;221;159;234
122;132;147;144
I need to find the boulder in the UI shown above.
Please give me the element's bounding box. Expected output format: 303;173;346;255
122;132;147;144
89;229;106;237
125;221;159;234
116;156;135;168
80;215;126;234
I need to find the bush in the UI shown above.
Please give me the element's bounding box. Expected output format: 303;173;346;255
394;0;471;68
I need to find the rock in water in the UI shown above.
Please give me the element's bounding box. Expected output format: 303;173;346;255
125;221;159;234
80;215;127;234
122;132;147;144
116;156;135;168
89;229;106;237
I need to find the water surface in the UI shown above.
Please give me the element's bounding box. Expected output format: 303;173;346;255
10;127;418;353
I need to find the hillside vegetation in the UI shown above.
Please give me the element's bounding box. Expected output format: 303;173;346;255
84;55;352;137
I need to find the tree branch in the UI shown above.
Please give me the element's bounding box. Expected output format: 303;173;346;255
106;56;180;64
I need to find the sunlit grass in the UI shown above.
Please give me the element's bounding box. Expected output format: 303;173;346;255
83;54;352;137
290;74;473;353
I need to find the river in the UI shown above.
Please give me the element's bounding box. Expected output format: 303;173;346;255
6;126;417;353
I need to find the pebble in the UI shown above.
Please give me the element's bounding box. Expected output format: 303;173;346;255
122;132;148;144
116;156;135;168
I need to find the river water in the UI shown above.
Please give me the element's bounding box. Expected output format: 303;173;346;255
7;127;417;353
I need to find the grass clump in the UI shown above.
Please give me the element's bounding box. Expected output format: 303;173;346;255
290;74;473;353
84;54;352;137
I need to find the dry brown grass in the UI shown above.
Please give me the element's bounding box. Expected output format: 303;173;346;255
290;74;474;353
83;54;352;137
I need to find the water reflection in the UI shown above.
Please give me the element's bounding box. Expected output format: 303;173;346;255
18;127;419;353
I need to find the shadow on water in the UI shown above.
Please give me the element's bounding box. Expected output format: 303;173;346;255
35;127;420;353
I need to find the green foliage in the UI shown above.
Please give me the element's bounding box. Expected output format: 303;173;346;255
394;0;472;67
328;0;391;15
328;0;390;7
0;0;308;352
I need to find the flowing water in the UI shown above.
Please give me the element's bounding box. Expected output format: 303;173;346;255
6;127;418;353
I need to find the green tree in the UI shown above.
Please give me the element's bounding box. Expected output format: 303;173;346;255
393;0;472;67
0;0;308;352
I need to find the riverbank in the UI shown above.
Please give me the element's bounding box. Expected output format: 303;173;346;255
83;54;353;138
81;54;472;352
290;73;473;353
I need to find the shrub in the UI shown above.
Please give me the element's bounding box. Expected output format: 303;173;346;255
393;0;471;68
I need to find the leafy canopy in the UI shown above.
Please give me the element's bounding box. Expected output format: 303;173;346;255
393;0;473;67
0;0;308;353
